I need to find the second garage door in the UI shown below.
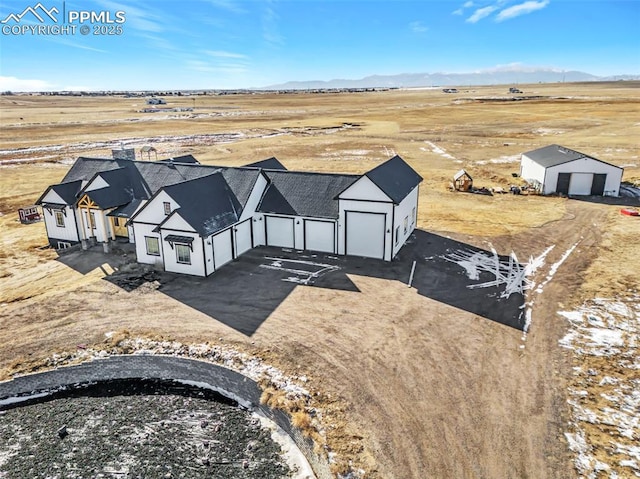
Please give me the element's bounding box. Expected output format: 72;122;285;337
265;216;295;248
345;211;386;259
304;219;335;253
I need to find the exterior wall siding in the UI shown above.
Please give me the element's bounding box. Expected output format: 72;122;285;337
42;206;79;246
239;174;268;222
161;230;205;277
392;185;419;258
520;154;546;186
133;191;179;225
133;223;164;268
339;176;390;202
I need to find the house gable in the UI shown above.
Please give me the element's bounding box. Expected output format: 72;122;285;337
39;189;66;205
131;190;180;225
338;175;392;203
158;210;197;234
84;175;110;192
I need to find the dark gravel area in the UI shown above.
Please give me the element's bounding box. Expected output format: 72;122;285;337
0;379;292;479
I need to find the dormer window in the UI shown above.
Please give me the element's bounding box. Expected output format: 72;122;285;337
163;202;171;215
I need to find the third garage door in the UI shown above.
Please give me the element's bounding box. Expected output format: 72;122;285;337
345;211;385;259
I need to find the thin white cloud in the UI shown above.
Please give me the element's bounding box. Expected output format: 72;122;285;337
186;59;248;74
0;76;55;92
496;0;549;21
206;0;247;14
454;1;475;15
204;50;248;59
466;5;498;23
47;37;108;53
409;21;428;33
262;2;283;46
95;0;165;32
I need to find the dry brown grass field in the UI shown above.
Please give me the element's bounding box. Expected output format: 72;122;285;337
1;82;639;478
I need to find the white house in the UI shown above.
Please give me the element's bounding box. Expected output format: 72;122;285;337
37;154;423;276
520;144;623;196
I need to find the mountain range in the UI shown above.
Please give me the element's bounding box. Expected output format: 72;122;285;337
262;69;639;90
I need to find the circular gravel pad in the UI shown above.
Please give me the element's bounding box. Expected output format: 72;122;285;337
0;379;292;479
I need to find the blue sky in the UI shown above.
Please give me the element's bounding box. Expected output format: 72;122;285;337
0;0;638;91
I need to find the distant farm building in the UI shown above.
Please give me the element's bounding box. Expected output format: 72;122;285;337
18;205;41;224
140;145;158;160
453;169;473;191
520;144;623;196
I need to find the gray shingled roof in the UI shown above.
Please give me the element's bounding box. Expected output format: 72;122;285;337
258;171;358;218
82;168;135;209
161;173;241;237
218;168;262;208
364;155;423;204
107;198;144;218
523;144;623;170
36;179;84;206
244;157;287;170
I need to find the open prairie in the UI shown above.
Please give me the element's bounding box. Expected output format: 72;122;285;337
1;82;639;478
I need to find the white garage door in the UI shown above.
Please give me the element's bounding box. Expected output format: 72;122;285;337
346;211;385;259
304;220;335;253
265;216;295;248
212;229;233;269
569;173;593;196
234;219;252;257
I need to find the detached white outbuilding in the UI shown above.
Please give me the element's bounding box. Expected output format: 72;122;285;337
520;144;623;196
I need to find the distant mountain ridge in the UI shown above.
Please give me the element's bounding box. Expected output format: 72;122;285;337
262;69;639;90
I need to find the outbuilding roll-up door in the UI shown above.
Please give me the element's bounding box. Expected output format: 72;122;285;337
304;219;335;253
212;229;233;270
569;173;593;196
265;216;295;248
233;219;252;256
345;211;385;259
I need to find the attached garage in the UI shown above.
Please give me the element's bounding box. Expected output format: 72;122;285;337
520;144;623;196
303;219;335;253
345;211;386;259
212;229;233;269
233;219;253;256
265;215;295;248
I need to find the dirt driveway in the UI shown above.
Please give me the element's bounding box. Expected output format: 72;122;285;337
0;200;611;478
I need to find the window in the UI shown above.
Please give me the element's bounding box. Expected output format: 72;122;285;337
412;207;416;225
54;210;65;227
113;217;120;227
145;236;160;256
176;244;191;264
403;216;409;234
395;226;400;245
163;202;171;215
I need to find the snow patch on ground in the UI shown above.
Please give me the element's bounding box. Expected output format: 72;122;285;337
559;296;640;478
422;141;457;161
475;154;521;165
